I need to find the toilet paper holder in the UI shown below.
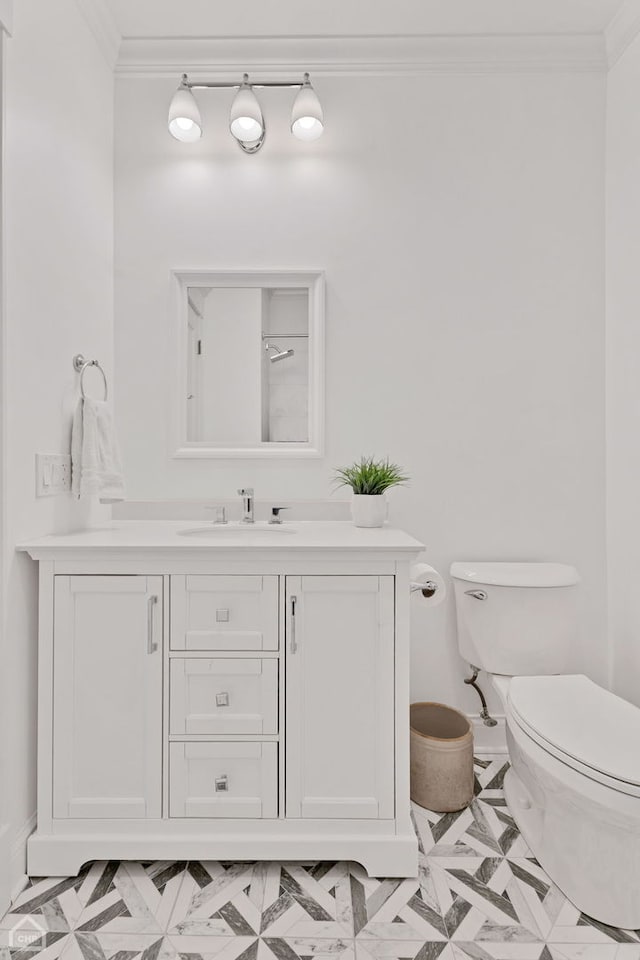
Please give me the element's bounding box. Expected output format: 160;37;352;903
410;579;438;599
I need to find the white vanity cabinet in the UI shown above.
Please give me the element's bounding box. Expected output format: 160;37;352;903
21;521;423;879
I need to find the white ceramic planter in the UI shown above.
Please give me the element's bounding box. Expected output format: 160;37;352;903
351;494;388;528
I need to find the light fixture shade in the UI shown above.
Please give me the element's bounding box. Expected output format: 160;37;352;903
291;77;324;141
229;83;264;144
168;83;202;142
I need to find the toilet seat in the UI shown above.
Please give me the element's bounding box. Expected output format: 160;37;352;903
508;674;640;798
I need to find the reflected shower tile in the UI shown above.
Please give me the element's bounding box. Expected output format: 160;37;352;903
268;386;308;419
268;417;308;442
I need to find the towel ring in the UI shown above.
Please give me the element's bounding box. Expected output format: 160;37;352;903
73;354;108;401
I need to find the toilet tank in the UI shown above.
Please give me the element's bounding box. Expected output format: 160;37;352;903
450;562;580;676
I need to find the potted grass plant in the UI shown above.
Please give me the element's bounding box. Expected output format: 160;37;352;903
334;456;409;528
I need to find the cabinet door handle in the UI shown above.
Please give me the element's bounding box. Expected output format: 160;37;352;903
215;774;229;792
290;595;297;654
147;595;159;654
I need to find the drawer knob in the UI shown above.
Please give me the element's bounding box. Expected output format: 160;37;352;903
215;774;229;792
216;608;230;622
216;691;230;707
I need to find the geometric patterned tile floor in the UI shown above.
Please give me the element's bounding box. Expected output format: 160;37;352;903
2;758;639;960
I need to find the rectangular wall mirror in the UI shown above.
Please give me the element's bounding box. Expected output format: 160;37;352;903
171;270;324;458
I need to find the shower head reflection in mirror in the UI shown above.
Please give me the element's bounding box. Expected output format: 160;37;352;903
265;342;295;363
171;270;324;459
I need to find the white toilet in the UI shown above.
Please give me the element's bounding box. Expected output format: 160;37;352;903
451;561;640;929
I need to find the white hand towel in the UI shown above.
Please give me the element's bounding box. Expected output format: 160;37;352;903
71;397;126;503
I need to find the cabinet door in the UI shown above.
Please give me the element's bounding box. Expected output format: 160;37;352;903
53;576;163;819
285;576;395;819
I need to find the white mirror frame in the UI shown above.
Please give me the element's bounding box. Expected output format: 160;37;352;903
170;269;324;459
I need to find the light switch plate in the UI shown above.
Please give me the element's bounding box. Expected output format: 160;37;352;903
35;454;72;497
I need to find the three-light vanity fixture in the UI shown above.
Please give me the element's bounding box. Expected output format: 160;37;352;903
168;72;324;154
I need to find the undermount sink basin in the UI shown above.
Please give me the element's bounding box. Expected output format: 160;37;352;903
178;522;296;537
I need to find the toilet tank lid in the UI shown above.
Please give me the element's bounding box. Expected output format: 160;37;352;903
449;561;580;587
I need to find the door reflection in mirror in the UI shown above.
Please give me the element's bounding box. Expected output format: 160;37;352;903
186;286;309;445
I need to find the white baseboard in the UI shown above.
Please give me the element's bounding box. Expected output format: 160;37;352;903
9;814;36;904
469;713;508;754
10;872;29;904
0;823;10;916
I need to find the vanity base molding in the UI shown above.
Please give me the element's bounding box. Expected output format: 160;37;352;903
21;522;423;881
27;830;418;878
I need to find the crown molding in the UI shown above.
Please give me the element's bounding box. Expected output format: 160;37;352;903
606;0;640;68
115;34;606;79
73;0;121;69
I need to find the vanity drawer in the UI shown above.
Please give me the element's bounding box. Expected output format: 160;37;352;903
169;742;278;818
170;658;278;735
170;575;279;651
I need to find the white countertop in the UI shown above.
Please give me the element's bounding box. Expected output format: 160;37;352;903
19;521;424;558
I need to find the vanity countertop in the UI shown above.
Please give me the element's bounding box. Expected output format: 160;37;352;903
19;521;424;559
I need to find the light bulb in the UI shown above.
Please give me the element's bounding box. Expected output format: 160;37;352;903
292;116;323;141
231;116;263;142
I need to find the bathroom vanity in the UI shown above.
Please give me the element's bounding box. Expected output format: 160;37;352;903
21;521;423;877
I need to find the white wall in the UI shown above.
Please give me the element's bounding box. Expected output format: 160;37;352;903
1;0;114;897
606;32;640;706
115;70;606;719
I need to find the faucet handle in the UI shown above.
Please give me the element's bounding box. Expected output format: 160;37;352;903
238;487;254;496
205;505;228;524
269;506;289;524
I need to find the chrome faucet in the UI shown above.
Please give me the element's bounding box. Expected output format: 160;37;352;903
238;487;254;523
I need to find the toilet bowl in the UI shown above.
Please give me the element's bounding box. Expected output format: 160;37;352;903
496;673;640;928
451;561;640;928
